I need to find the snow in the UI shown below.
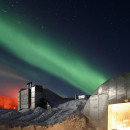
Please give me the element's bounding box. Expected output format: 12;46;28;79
0;99;86;126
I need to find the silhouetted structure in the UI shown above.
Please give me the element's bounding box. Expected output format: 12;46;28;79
18;82;74;111
18;82;90;111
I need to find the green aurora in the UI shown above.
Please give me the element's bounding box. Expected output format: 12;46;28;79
0;17;107;94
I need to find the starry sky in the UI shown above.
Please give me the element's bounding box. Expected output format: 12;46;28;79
0;0;130;98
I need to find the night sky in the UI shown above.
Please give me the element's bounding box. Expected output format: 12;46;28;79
0;0;130;98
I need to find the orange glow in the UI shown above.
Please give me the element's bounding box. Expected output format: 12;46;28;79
108;102;130;130
0;95;18;109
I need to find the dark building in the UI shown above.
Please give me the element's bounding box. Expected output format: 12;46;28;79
18;82;71;111
31;85;45;109
18;82;90;111
18;82;60;110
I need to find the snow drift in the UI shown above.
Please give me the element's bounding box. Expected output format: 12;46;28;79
0;100;86;126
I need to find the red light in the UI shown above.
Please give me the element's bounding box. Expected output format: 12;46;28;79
0;95;18;109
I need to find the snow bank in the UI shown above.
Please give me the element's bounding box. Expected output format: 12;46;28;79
0;99;86;126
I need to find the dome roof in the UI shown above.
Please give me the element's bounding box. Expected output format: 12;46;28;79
82;72;130;129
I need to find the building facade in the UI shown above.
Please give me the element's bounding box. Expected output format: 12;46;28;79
18;82;63;110
18;88;31;110
18;82;48;110
31;85;44;108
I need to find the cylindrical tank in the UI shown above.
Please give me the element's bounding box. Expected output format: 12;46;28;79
82;72;130;130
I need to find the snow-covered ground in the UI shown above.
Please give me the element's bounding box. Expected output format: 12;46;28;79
0;99;86;126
